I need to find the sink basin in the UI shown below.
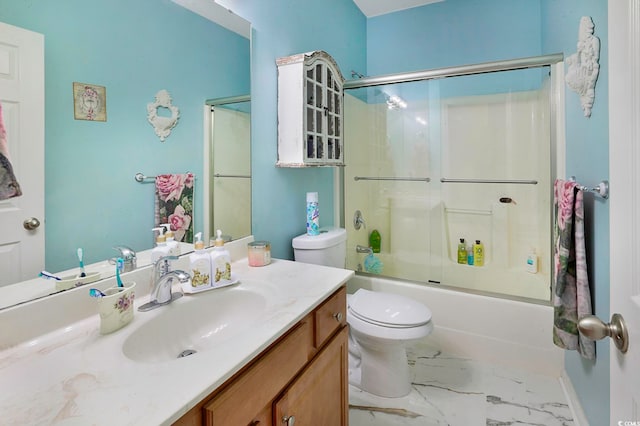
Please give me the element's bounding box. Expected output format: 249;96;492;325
122;285;268;363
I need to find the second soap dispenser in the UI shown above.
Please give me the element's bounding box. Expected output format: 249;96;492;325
210;229;232;285
188;232;212;292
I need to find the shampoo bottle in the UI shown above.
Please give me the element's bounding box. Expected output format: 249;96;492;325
161;223;181;256
189;232;211;291
369;230;381;253
210;229;232;284
473;240;484;267
526;248;538;273
457;238;467;264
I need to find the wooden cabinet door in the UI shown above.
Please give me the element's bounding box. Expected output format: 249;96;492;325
274;326;348;426
204;319;313;426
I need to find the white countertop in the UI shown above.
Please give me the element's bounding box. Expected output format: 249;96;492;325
0;249;354;425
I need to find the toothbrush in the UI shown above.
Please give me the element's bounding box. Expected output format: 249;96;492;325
77;248;86;277
88;288;106;298
39;271;61;280
116;257;124;287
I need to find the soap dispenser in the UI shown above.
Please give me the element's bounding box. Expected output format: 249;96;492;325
151;227;171;265
209;229;232;284
161;223;181;256
188;232;212;291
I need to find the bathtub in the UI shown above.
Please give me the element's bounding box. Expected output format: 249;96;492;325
346;273;564;377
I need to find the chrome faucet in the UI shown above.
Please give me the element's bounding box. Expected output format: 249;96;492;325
356;245;372;254
112;245;137;272
138;256;190;312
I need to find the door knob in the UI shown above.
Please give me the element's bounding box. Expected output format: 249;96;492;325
23;217;41;230
578;313;629;353
282;415;295;425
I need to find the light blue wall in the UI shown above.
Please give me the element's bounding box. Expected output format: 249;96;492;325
226;0;367;259
366;0;542;75
542;2;609;425
0;0;250;270
367;1;610;424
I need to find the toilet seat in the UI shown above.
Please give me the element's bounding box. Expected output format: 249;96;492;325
348;289;432;328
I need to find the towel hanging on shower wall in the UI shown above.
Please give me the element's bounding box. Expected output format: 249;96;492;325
552;179;595;360
154;173;195;243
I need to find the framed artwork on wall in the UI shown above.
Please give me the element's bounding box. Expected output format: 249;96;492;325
73;82;106;121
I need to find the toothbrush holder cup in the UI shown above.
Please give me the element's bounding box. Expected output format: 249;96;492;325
97;282;136;335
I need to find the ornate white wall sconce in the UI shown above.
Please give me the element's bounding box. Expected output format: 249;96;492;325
147;89;180;142
565;16;600;118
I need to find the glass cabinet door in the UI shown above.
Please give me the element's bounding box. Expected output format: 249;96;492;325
304;60;343;164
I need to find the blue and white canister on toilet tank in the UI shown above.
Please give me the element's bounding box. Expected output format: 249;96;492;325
306;192;319;236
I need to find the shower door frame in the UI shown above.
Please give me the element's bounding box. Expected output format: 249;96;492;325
337;53;565;304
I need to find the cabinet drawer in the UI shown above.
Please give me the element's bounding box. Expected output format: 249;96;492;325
204;317;313;425
314;287;346;348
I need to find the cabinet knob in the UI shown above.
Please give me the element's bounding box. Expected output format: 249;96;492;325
282;415;295;425
333;312;343;322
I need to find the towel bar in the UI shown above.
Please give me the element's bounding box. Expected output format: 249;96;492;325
135;172;194;183
570;176;609;199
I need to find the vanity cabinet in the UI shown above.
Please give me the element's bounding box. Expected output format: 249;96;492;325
276;50;345;167
173;286;348;426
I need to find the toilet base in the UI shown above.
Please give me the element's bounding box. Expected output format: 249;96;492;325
349;340;412;398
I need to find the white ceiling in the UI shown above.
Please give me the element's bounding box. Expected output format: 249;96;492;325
172;0;444;38
353;0;444;17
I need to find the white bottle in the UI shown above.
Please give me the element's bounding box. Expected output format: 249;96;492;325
188;232;211;292
151;227;172;275
526;248;538;274
161;223;181;256
209;229;232;285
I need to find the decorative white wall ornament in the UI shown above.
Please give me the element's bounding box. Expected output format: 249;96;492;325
565;16;600;117
147;89;180;141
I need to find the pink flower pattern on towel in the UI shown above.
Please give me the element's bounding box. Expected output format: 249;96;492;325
552;179;595;360
155;173;194;243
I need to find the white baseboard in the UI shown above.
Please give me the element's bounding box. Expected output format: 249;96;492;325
560;369;589;426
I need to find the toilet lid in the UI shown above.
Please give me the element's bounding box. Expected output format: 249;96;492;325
348;289;432;328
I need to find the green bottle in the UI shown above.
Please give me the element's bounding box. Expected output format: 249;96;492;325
369;230;381;253
457;238;467;264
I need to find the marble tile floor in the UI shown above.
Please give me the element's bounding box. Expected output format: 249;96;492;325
349;342;574;426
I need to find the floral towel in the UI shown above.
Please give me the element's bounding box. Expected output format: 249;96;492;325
553;179;595;360
0;102;22;201
155;173;194;243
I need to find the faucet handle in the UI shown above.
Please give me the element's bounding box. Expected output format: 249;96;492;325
354;210;366;230
154;255;179;267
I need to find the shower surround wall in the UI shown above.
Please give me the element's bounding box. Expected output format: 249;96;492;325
344;76;552;301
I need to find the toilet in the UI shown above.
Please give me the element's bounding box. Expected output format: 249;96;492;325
347;288;432;397
292;227;434;398
292;227;347;268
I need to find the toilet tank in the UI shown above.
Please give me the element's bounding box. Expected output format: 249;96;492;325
292;227;347;268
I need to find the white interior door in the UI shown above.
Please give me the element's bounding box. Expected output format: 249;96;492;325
609;0;640;422
0;22;45;286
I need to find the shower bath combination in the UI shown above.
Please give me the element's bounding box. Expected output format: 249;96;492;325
341;54;564;303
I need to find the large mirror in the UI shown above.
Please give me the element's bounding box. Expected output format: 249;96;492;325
0;0;251;309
